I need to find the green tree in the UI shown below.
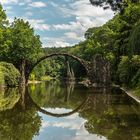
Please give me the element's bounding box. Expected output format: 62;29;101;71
0;4;8;27
89;0;139;12
0;88;41;140
9;18;43;67
0;62;20;87
128;23;140;55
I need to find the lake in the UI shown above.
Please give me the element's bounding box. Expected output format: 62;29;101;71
0;80;140;140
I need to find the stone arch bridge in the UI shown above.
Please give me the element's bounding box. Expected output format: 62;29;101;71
20;53;111;87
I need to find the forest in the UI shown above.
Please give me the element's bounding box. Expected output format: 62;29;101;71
0;1;140;91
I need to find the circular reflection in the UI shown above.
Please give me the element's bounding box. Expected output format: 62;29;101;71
28;90;89;117
0;88;20;111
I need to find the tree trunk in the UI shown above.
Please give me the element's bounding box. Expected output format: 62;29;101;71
19;59;26;88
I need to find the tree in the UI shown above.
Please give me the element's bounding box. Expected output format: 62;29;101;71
0;4;8;27
9;18;43;67
0;62;20;87
89;0;139;12
128;23;140;55
0;4;11;62
0;88;41;140
0;18;43;83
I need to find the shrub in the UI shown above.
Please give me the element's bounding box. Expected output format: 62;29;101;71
0;62;20;87
118;55;140;88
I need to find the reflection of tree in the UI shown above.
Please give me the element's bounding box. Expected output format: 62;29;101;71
29;81;89;109
28;82;140;140
0;87;42;140
64;81;75;102
80;88;140;140
0;88;20;111
29;91;89;118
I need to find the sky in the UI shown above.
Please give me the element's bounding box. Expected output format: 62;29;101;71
34;108;107;140
0;0;114;48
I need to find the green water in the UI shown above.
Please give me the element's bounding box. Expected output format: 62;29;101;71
0;81;140;140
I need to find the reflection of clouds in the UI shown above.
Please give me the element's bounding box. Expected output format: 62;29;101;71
73;135;107;140
41;120;107;140
36;108;107;140
42;107;72;114
64;113;79;119
40;108;86;131
42;120;86;130
73;125;107;140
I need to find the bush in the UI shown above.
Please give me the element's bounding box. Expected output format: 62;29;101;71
0;62;20;87
117;55;140;87
0;67;4;86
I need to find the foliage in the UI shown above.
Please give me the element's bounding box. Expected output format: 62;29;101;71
29;83;140;140
89;0;139;12
40;3;140;88
30;58;63;80
0;89;41;140
10;19;42;63
0;66;4;86
0;17;43;71
0;3;140;89
128;22;140;55
41;75;53;81
0;62;20;87
0;4;8;27
0;88;20;111
58;3;140;88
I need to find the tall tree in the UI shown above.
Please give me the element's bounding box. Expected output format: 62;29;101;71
0;4;10;61
0;4;8;27
89;0;139;12
9;18;42;67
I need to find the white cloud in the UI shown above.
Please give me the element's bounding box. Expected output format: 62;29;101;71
40;107;107;140
0;0;18;5
64;32;84;41
0;0;32;5
54;0;113;28
42;36;77;48
44;108;72;113
49;1;58;7
49;121;82;130
24;19;50;31
2;0;114;48
43;40;71;48
41;108;86;130
19;3;25;6
29;1;47;8
7;17;50;31
25;11;33;16
49;0;114;47
4;6;13;10
41;120;107;140
52;21;85;42
53;21;84;31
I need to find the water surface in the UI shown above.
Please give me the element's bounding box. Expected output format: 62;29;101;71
0;81;140;140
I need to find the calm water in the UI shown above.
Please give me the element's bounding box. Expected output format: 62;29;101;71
0;81;140;140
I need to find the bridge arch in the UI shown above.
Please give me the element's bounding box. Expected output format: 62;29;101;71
27;53;90;82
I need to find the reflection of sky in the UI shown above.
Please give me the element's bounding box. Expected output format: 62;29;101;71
33;108;107;140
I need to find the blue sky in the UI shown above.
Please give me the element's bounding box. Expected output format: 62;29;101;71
35;109;107;140
1;0;114;47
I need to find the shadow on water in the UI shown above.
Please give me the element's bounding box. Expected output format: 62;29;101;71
0;81;140;140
